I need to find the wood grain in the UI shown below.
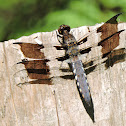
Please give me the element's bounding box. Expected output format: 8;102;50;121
0;22;126;126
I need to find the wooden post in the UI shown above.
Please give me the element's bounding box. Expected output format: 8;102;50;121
0;22;126;126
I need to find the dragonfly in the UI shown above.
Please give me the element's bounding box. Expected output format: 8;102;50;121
10;13;125;107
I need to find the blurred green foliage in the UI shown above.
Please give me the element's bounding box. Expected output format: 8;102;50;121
0;0;125;41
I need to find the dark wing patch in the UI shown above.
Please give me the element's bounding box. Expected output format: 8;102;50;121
83;48;126;75
13;42;44;59
79;47;92;55
77;13;123;47
97;13;123;55
53;45;68;50
77;13;125;74
56;54;70;61
13;42;52;85
103;48;126;68
79;29;124;56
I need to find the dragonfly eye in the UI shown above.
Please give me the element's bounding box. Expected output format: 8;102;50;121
58;24;70;35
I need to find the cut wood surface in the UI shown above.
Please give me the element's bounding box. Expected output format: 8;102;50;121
0;22;126;126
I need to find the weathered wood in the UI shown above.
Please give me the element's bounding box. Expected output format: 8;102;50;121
0;22;126;126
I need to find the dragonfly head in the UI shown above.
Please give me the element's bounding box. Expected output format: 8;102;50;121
58;24;70;35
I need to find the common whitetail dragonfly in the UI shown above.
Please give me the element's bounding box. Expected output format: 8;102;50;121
9;13;125;108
